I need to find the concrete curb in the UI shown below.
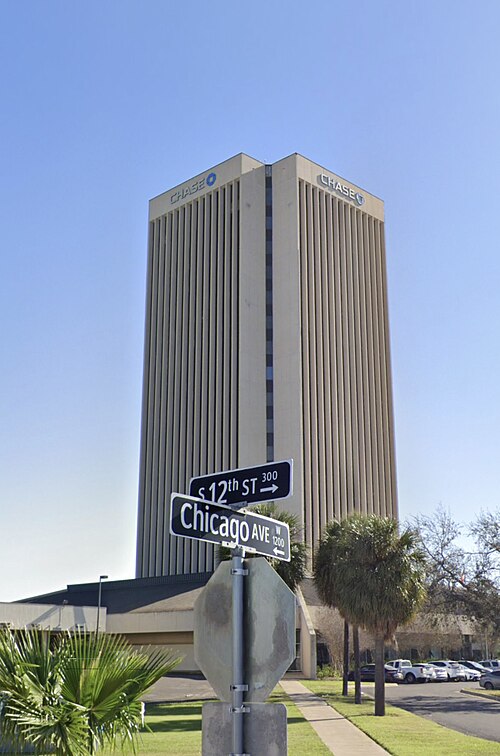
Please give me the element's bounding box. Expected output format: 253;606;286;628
461;688;500;703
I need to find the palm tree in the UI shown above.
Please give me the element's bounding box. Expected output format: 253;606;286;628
314;514;426;716
0;628;180;755
217;503;308;592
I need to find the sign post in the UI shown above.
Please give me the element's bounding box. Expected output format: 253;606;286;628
231;546;246;756
195;559;294;755
172;459;294;755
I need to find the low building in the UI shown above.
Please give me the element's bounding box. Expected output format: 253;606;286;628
5;575;488;675
0;600;101;633
301;577;487;666
14;573;317;676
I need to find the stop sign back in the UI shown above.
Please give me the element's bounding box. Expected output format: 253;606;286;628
193;558;295;703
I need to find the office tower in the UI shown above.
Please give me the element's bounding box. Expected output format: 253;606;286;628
136;153;398;578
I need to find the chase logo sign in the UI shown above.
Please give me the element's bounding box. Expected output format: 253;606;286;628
318;174;365;206
170;172;217;204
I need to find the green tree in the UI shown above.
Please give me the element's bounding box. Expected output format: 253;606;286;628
314;515;426;716
415;506;500;653
217;503;308;591
0;628;180;755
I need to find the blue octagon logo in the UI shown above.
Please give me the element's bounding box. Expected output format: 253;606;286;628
206;172;217;187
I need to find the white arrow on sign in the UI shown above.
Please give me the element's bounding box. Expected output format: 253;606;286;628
261;484;279;494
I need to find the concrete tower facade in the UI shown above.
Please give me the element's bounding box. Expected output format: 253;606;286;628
136;153;398;578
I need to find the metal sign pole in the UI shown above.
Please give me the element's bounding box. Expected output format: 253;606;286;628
230;545;248;756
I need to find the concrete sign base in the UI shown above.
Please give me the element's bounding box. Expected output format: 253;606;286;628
202;701;287;756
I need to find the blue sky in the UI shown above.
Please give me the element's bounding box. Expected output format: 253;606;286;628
1;1;499;600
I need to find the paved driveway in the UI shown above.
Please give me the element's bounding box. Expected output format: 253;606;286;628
143;674;216;703
379;680;500;743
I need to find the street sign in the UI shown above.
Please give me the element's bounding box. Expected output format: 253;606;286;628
170;493;291;561
194;558;296;703
189;459;293;506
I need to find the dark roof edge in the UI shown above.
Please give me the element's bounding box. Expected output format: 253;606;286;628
17;572;213;603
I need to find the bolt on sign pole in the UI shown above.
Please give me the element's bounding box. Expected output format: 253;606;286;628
230;545;248;756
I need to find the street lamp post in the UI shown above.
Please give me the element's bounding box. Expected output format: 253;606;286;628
96;575;108;633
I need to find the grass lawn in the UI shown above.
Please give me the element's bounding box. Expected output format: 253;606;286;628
127;701;204;755
101;692;331;755
270;688;331;755
304;679;500;755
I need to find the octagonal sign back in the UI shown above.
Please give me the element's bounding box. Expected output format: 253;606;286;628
194;557;296;703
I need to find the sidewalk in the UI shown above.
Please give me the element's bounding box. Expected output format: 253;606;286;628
280;679;389;755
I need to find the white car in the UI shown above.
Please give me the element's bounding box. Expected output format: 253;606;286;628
459;660;489;676
430;660;467;681
457;664;481;681
427;663;448;681
385;659;434;683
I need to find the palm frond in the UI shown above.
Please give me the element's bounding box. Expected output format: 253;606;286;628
0;628;181;755
314;515;427;637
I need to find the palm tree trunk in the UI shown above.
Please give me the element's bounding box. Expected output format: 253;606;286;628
353;625;361;704
374;633;385;716
342;619;349;696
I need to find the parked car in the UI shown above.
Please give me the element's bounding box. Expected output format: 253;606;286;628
385;659;434;683
480;659;500;670
347;664;403;683
459;660;489;675
457;664;481;681
427;663;448;682
479;669;500;690
428;660;467;681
